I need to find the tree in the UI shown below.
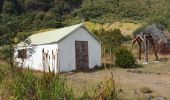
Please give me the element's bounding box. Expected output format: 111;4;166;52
0;0;5;13
2;1;15;14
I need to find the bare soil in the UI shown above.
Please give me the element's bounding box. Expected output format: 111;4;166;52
66;61;170;100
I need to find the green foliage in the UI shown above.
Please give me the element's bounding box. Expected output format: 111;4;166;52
2;1;15;14
0;46;10;60
14;32;32;43
1;66;123;100
93;28;124;52
133;24;148;35
115;47;136;68
0;69;4;83
72;0;169;22
15;71;37;99
123;35;132;41
0;25;11;36
14;71;74;100
0;0;170;36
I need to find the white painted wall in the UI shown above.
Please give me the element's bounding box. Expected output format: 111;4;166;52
14;44;59;73
58;27;101;72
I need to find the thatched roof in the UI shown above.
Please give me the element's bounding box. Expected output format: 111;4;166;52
139;23;170;54
142;23;168;43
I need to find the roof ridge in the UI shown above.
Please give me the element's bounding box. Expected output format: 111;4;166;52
24;23;83;45
30;23;83;36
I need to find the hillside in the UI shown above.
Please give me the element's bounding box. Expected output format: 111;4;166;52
0;0;170;35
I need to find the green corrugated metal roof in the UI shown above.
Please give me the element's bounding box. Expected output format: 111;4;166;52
28;23;83;45
17;23;101;47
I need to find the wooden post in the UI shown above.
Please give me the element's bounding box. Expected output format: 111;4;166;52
137;39;142;60
56;49;59;73
110;48;112;67
139;43;142;60
103;47;106;70
148;36;159;61
57;49;60;73
144;35;148;63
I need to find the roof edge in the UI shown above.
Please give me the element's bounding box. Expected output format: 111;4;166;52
56;24;102;44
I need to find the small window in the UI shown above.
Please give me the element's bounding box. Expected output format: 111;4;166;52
18;49;27;59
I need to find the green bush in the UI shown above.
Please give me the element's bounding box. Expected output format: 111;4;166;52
0;69;4;83
0;46;10;60
115;47;136;68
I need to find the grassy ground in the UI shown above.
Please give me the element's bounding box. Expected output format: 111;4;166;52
84;21;141;36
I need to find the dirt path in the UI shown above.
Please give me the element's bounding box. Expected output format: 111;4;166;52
66;67;170;99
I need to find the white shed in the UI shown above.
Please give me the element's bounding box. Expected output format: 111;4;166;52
14;23;102;73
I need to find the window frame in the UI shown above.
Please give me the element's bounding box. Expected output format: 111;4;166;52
18;49;27;59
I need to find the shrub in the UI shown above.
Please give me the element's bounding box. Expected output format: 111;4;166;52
115;47;136;68
123;35;132;41
0;46;10;60
0;69;4;83
0;61;11;83
0;25;11;36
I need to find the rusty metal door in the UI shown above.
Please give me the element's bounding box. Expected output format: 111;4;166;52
75;41;89;70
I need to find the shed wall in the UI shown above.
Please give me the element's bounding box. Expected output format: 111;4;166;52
14;44;59;73
58;27;101;72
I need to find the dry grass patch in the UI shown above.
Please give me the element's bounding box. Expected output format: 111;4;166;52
140;86;153;94
85;21;141;36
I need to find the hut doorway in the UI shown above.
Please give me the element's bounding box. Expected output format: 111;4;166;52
75;41;89;70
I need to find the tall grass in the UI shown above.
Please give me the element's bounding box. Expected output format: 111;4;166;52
91;73;123;100
0;59;123;100
0;61;124;100
0;69;4;83
14;71;74;100
78;72;123;100
1;68;123;100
